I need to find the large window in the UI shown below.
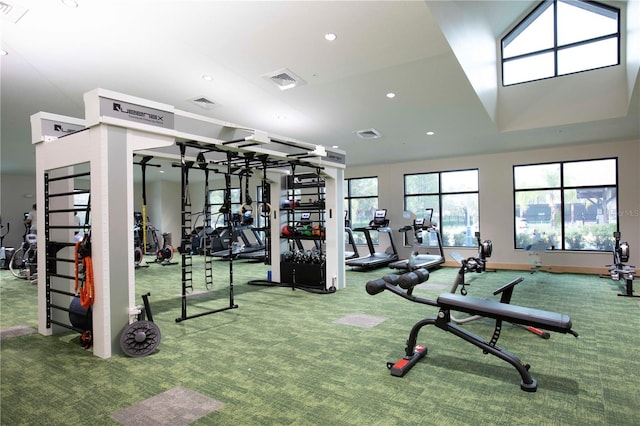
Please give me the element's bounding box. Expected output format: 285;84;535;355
501;0;620;86
209;187;240;227
404;169;479;247
513;158;618;251
344;177;378;244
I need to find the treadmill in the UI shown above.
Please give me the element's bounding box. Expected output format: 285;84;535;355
344;211;359;260
389;208;444;271
345;209;398;270
212;225;265;259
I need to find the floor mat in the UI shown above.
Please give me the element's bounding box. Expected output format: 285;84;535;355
334;313;386;328
111;386;224;426
0;325;36;340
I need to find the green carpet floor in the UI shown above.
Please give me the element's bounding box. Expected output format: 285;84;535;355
1;257;639;425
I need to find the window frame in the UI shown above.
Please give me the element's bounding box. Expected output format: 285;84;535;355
501;0;620;86
344;176;379;244
404;168;480;248
208;187;241;227
512;157;619;251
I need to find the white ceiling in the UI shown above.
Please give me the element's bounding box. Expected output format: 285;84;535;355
1;0;639;180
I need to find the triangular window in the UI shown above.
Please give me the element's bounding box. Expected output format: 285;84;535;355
501;0;620;86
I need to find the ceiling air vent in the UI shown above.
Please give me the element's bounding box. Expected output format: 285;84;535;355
0;1;28;24
189;96;217;110
263;68;306;91
354;128;382;139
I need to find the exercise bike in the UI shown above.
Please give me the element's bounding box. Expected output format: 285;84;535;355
449;247;550;338
0;221;10;269
148;232;177;266
600;231;632;280
600;231;638;297
9;224;38;283
133;223;148;269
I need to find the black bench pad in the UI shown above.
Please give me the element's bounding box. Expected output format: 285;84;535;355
437;293;572;334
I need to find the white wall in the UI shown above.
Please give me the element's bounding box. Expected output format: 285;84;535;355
0;174;37;249
345;139;640;272
4;139;638;273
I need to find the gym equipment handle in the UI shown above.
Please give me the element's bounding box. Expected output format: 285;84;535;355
366;278;388;295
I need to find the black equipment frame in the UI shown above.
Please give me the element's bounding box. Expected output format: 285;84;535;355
366;269;578;392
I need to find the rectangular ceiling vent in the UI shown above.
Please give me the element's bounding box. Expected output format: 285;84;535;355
263;68;306;91
189;96;217;110
0;1;28;24
354;128;382;140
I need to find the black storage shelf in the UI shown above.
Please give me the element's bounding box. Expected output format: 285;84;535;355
281;168;327;290
279;234;324;240
280;262;325;289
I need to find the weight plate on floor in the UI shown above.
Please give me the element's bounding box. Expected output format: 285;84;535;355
120;320;161;357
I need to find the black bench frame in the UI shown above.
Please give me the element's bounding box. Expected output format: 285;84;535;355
367;270;577;392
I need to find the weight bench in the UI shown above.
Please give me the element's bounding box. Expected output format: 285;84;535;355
366;269;579;392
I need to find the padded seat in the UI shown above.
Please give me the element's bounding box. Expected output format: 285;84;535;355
437;293;572;334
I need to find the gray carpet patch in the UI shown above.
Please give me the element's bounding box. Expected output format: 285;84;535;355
0;325;36;340
334;313;387;328
111;386;223;426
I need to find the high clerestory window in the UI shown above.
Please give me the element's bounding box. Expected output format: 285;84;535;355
501;0;620;86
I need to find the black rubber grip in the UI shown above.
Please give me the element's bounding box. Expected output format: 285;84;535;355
397;268;430;289
365;278;388;295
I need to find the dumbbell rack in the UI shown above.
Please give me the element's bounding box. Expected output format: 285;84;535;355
279;167;326;290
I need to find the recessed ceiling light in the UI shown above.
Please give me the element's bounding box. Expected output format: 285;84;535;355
202;74;213;81
386;92;396;99
324;33;337;42
426;131;435;136
0;50;7;56
61;0;78;8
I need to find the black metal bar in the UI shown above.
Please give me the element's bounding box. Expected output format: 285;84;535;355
46;208;89;213
45;172;52;328
47;225;90;229
50;302;74;313
46;171;91;182
175;305;238;322
49;288;76;297
47;241;77;248
47;257;75;264
221;138;249;145
141;292;153;322
49;319;84;334
48;190;90;198
48;272;76;280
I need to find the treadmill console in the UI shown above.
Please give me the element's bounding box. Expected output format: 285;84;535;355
371;209;389;227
